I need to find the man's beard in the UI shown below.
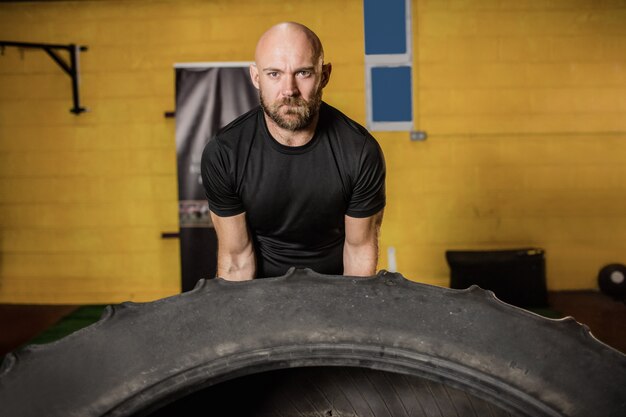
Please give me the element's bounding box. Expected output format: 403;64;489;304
260;88;322;131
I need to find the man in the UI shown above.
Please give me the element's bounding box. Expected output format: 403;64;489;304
201;22;385;281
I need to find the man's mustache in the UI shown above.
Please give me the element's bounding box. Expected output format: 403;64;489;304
279;97;306;107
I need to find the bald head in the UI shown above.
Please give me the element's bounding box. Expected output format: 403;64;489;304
250;22;332;136
254;22;324;66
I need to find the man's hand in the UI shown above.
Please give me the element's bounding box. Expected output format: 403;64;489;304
211;212;256;281
343;209;384;277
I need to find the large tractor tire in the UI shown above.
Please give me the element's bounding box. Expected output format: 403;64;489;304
1;269;625;417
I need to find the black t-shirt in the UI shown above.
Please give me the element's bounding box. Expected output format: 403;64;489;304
201;102;386;278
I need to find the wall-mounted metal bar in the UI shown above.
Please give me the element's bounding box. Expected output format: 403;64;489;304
0;41;88;115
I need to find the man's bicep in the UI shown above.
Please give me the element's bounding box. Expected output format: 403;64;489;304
346;138;386;218
201;139;244;216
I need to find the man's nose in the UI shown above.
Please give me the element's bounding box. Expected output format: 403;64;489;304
281;76;298;97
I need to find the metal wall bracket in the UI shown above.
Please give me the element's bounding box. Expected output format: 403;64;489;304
0;41;88;115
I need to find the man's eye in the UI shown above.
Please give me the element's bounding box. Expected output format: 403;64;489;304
297;71;311;77
267;72;279;78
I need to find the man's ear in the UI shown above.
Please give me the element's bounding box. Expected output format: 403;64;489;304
321;62;332;88
250;63;260;89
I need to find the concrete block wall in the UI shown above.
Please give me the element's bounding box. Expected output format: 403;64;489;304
0;0;625;302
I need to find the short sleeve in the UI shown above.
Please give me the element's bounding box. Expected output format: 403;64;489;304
346;136;386;218
201;138;245;217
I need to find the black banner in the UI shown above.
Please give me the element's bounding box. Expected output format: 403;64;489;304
175;64;258;291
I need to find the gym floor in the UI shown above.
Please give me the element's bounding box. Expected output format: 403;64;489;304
1;291;625;357
547;291;626;354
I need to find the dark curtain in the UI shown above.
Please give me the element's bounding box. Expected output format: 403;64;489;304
175;65;259;291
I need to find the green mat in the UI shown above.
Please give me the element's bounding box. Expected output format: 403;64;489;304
527;307;564;319
27;305;107;346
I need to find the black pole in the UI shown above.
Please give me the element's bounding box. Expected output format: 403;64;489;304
69;44;86;114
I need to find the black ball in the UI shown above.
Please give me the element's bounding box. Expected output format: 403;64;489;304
598;264;626;300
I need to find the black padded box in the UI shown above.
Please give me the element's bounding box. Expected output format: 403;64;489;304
445;248;548;308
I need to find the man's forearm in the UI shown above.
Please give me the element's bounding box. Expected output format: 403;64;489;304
216;247;256;281
211;211;256;281
343;242;378;277
343;210;383;277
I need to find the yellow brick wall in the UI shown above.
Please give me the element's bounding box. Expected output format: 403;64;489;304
0;0;625;303
380;0;626;288
0;0;366;304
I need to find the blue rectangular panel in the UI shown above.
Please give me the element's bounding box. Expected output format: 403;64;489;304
363;0;407;55
371;66;412;122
